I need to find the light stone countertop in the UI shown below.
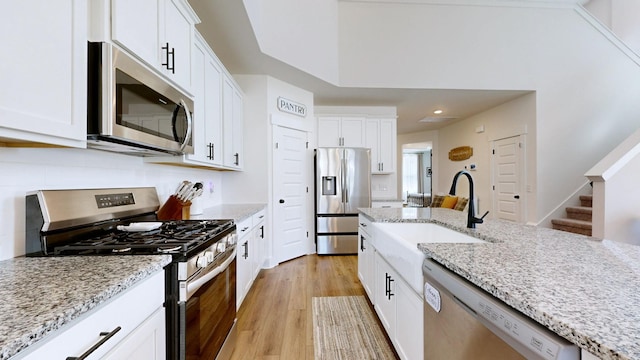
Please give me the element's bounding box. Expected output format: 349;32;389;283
195;203;266;222
359;207;640;360
0;255;171;360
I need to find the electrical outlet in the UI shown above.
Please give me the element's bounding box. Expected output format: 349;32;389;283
208;181;214;194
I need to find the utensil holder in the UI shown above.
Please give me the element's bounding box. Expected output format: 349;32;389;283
157;195;192;220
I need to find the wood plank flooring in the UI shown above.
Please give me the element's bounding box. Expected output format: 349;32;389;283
231;254;387;360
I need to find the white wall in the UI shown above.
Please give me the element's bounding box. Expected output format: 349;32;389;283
224;74;316;262
0;148;223;261
586;0;640;55
336;1;640;222
242;0;339;84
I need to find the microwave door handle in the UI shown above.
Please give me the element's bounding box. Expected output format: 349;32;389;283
176;99;192;152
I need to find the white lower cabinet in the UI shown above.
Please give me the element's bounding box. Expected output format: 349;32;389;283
358;215;423;360
15;271;165;360
236;216;253;310
373;253;423;360
358;217;375;302
236;207;267;310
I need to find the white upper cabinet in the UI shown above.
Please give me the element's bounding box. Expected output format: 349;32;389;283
365;118;397;174
0;0;87;148
223;75;244;170
317;116;366;148
111;0;197;92
111;0;159;67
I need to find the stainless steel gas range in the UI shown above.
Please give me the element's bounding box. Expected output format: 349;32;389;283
25;187;237;360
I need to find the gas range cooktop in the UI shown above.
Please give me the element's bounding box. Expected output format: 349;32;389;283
52;219;235;256
25;187;235;259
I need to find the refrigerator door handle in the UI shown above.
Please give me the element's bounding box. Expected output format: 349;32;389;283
342;157;348;203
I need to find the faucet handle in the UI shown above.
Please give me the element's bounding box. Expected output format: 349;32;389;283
474;211;490;224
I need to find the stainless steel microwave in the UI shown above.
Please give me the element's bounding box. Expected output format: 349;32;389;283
87;42;193;156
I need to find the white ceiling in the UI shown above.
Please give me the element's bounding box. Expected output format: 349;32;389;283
189;0;531;134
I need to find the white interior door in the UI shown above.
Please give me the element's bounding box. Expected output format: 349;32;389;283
492;136;524;222
273;125;309;263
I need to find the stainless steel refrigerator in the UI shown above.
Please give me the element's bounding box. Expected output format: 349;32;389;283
315;147;371;254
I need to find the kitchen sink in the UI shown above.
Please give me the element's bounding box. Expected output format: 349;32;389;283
372;222;486;294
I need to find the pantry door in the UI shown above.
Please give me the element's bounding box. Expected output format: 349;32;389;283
273;125;310;263
491;135;525;223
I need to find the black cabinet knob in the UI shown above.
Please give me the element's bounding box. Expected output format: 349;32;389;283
514;195;520;199
279;199;285;203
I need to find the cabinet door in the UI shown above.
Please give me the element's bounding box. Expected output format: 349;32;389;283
203;51;223;165
395;278;424;360
358;228;374;302
223;76;243;169
189;37;207;163
0;0;87;148
251;222;264;279
162;0;192;91
102;307;166;360
341;117;365;147
317;117;341;147
374;253;396;334
378;119;396;173
365;119;380;173
112;0;159;67
236;234;251;310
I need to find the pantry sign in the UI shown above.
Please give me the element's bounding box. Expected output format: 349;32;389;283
277;97;307;117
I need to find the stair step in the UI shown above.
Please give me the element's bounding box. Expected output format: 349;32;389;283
566;206;592;221
579;195;593;207
551;218;592;236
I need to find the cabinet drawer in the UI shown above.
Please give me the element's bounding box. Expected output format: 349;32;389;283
236;217;253;238
16;271;165;360
252;208;266;225
358;215;373;231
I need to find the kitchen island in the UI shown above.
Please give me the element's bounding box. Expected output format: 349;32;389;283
360;207;640;360
0;255;171;360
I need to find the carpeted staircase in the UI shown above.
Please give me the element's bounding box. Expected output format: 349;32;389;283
551;195;593;236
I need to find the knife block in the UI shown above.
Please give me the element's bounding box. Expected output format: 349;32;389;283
157;195;192;220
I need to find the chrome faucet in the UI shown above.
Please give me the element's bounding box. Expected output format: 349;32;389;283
449;170;489;228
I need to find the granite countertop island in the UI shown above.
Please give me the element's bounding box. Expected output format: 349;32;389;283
360;207;640;360
0;255;172;360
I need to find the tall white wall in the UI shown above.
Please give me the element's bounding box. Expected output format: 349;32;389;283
0;148;223;261
242;0;339;83
336;2;640;222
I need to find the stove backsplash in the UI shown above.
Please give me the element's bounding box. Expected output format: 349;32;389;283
0;147;223;261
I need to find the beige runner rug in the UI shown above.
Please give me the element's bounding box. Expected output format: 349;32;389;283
312;296;396;360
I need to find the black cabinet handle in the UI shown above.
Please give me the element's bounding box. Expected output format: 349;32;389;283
207;143;214;160
243;241;248;259
360;235;365;251
161;43;175;73
260;225;264;239
234;153;239;166
66;326;121;360
514;195;520;199
279;199;285;204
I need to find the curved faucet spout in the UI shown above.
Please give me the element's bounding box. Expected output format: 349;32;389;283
449;170;488;228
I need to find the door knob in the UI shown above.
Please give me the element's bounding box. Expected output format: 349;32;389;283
514;195;520;199
279;199;285;203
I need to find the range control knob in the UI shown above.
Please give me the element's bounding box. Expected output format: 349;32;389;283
217;243;226;253
196;256;208;269
205;251;215;262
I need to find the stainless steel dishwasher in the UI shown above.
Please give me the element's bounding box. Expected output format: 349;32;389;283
423;258;580;360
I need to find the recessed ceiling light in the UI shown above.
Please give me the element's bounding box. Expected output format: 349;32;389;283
433;109;443;115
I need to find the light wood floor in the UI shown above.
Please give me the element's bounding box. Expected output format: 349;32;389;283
230;254;383;360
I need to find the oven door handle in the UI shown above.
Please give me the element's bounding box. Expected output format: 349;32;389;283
186;248;236;300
